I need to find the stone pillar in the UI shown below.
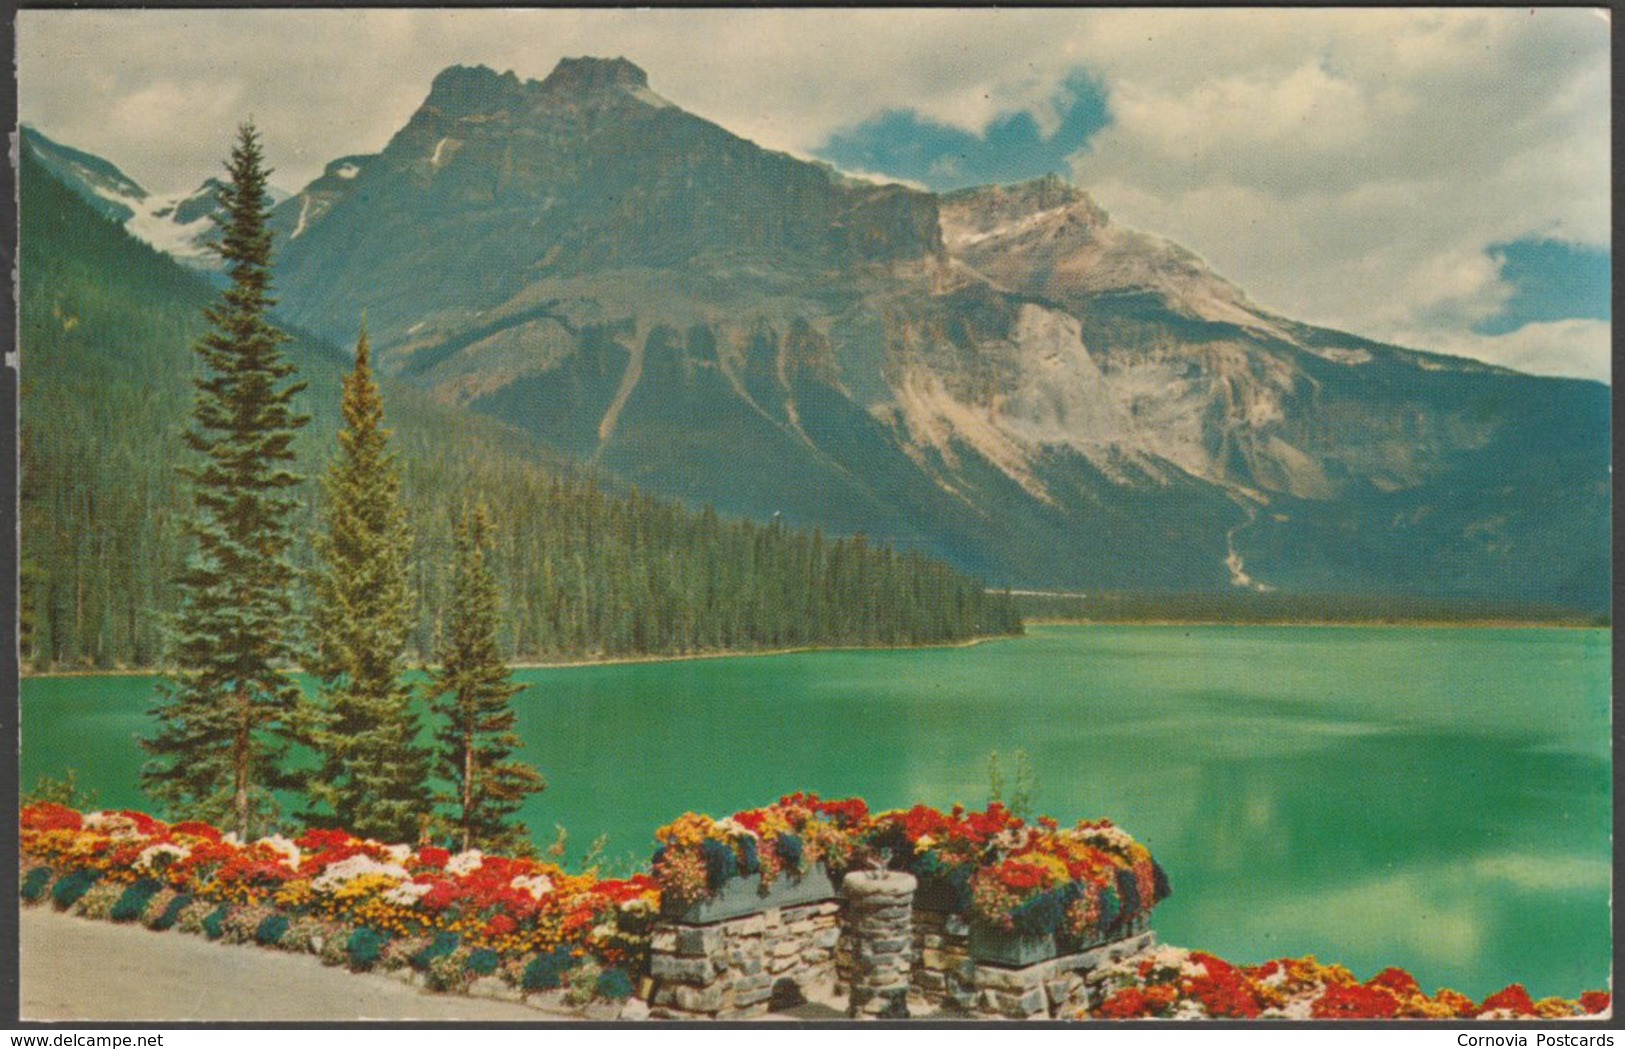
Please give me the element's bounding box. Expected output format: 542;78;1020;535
842;870;916;1019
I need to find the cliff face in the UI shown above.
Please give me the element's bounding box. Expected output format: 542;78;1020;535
251;59;1608;607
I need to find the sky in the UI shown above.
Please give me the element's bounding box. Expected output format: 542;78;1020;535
17;8;1611;382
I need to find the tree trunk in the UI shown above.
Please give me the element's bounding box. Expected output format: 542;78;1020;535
235;685;251;841
461;727;474;853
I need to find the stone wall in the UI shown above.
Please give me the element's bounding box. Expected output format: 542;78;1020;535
970;925;1157;1020
647;900;841;1019
650;877;1160;1020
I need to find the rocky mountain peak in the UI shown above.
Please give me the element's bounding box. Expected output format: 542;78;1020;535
941;175;1109;241
423;64;528;117
539;56;649;96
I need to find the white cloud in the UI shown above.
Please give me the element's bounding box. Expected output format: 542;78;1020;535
16;9;1609;380
1390;319;1612;383
1060;9;1609;380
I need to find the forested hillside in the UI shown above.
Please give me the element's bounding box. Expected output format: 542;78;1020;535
18;146;1020;671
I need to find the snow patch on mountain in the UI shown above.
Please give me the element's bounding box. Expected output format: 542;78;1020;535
91;182;217;262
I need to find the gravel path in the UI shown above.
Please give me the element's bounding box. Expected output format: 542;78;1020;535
19;906;559;1022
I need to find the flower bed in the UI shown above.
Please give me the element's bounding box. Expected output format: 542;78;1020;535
861;804;1169;957
650;793;866;918
20;800;1611;1021
20;802;657;1000
1088;946;1610;1020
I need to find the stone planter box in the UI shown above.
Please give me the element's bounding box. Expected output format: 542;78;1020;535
968;924;1058;967
1061;912;1150;954
661;866;837;925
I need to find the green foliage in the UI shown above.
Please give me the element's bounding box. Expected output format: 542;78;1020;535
20;867;52;903
302;325;431;842
345;927;389;970
466;948;501;976
19;134;1021;676
202;904;231;939
429;506;546;853
150;893;193;931
596;967;634;1001
986;749;1038;820
140;124;309;841
109;878;164;923
255;913;291;946
51;869;99;910
410;930;461;971
523;946;577;991
23;769;99;810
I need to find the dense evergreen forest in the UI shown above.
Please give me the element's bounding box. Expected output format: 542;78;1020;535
18;148;1021;671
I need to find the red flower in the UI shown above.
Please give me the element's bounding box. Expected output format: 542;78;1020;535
1186;953;1262;1018
993;859;1051;892
115;810;167;836
962;802;1022;843
485;913;518;938
1366;967;1422;999
415;847;450;869
896;804;951;843
1479;984;1537;1017
815;797;870;826
1313;983;1401;1019
1098;985;1177;1019
171;821;222;842
1578;991;1611;1016
21;803;82;832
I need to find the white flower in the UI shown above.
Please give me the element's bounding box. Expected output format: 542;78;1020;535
1171;1000;1208;1020
83;811;143;840
311;854;409;893
255;834;302;871
1266;998;1315;1020
992;827;1030;853
222;832;242;846
1258;967;1289;989
383;880;434;907
383;844;412;863
510;874;555;901
712;818;757;840
446;850;484;876
135;842;191;872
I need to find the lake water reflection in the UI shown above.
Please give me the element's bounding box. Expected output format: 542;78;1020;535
21;625;1610;999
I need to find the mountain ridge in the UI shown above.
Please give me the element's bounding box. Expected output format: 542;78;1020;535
39;59;1609;610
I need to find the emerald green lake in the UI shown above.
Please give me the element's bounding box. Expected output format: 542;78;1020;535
20;625;1611;999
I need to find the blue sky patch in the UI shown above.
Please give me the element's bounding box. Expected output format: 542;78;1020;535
1477;238;1611;335
815;72;1109;192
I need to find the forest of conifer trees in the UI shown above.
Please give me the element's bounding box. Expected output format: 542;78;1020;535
18;142;1022;672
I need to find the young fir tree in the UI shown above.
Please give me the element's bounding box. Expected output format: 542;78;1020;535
429;506;545;852
303;323;432;843
142;124;308;840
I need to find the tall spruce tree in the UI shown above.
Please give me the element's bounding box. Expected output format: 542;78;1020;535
429;506;545;852
142;124;308;840
303;323;431;843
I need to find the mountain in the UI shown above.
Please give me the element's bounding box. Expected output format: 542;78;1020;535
18;137;1017;669
20;125;291;270
142;60;1624;609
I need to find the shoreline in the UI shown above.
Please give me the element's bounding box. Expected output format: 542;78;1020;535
1023;617;1608;630
22;619;1608;680
19;632;1019;680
